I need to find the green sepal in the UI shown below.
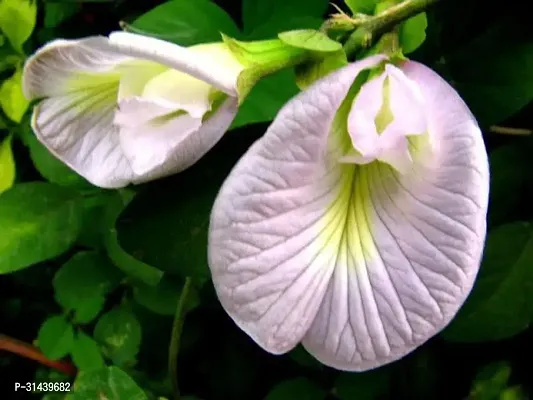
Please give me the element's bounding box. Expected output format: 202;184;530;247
221;34;308;103
278;29;343;53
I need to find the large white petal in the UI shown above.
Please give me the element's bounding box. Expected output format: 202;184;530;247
31;87;133;188
208;56;387;354
23;37;129;99
23;37;135;188
302;60;489;371
208;58;489;371
24;35;240;188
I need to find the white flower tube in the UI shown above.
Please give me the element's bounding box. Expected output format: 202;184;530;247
208;55;489;371
23;32;246;188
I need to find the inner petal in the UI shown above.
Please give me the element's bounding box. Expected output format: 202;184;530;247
385;64;428;135
116;60;168;101
117;97;202;175
346;73;386;157
344;64;431;173
141;68;213;119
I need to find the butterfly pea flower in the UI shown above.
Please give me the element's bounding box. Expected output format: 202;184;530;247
22;32;246;188
208;55;489;371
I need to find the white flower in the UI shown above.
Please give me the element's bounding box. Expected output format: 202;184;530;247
207;55;489;371
23;32;245;188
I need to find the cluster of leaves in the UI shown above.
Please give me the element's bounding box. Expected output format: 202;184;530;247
0;0;532;399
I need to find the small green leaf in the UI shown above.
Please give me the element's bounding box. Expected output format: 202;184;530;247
53;252;123;324
0;134;15;194
278;29;342;52
265;377;326;400
130;0;239;46
399;12;427;54
469;362;511;400
335;369;390;400
345;0;377;14
44;2;79;28
0;67;30;123
102;190;163;286
443;222;533;342
67;366;147;400
71;331;105;371
500;386;527;400
133;276;200;316
0;182;84;274
37;315;75;360
93;307;142;366
0;0;36;51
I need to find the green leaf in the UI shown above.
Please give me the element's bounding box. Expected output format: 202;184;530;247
133;276;200;316
469;362;511;400
0;182;84;274
334;368;390;400
102;190;164;286
486;141;533;228
116;129;263;282
500;387;527;400
77;192;112;249
231;69;299;129
278;29;342;52
44;2;79;28
93;307;142;366
345;0;377;14
0;0;36;51
399;12;427;54
71;331;105;371
19;126;90;188
67;366;147;400
242;0;327;39
442;222;533;342
448;20;533;126
288;345;323;370
0;45;20;74
265;377;326;400
37;315;75;360
53;251;123;324
131;0;239;46
0;134;15;194
0;67;30;123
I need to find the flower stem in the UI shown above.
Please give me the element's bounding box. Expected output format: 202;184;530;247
0;334;77;376
343;0;440;57
169;277;193;400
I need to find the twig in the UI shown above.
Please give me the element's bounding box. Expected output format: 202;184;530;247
343;0;440;56
0;334;77;377
490;125;532;136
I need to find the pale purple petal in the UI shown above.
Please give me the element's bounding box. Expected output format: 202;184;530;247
208;55;387;354
302;60;489;371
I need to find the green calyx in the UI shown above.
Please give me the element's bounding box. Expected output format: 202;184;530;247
221;34;309;104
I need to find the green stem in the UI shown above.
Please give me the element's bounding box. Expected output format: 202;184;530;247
169;277;193;400
343;0;440;57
